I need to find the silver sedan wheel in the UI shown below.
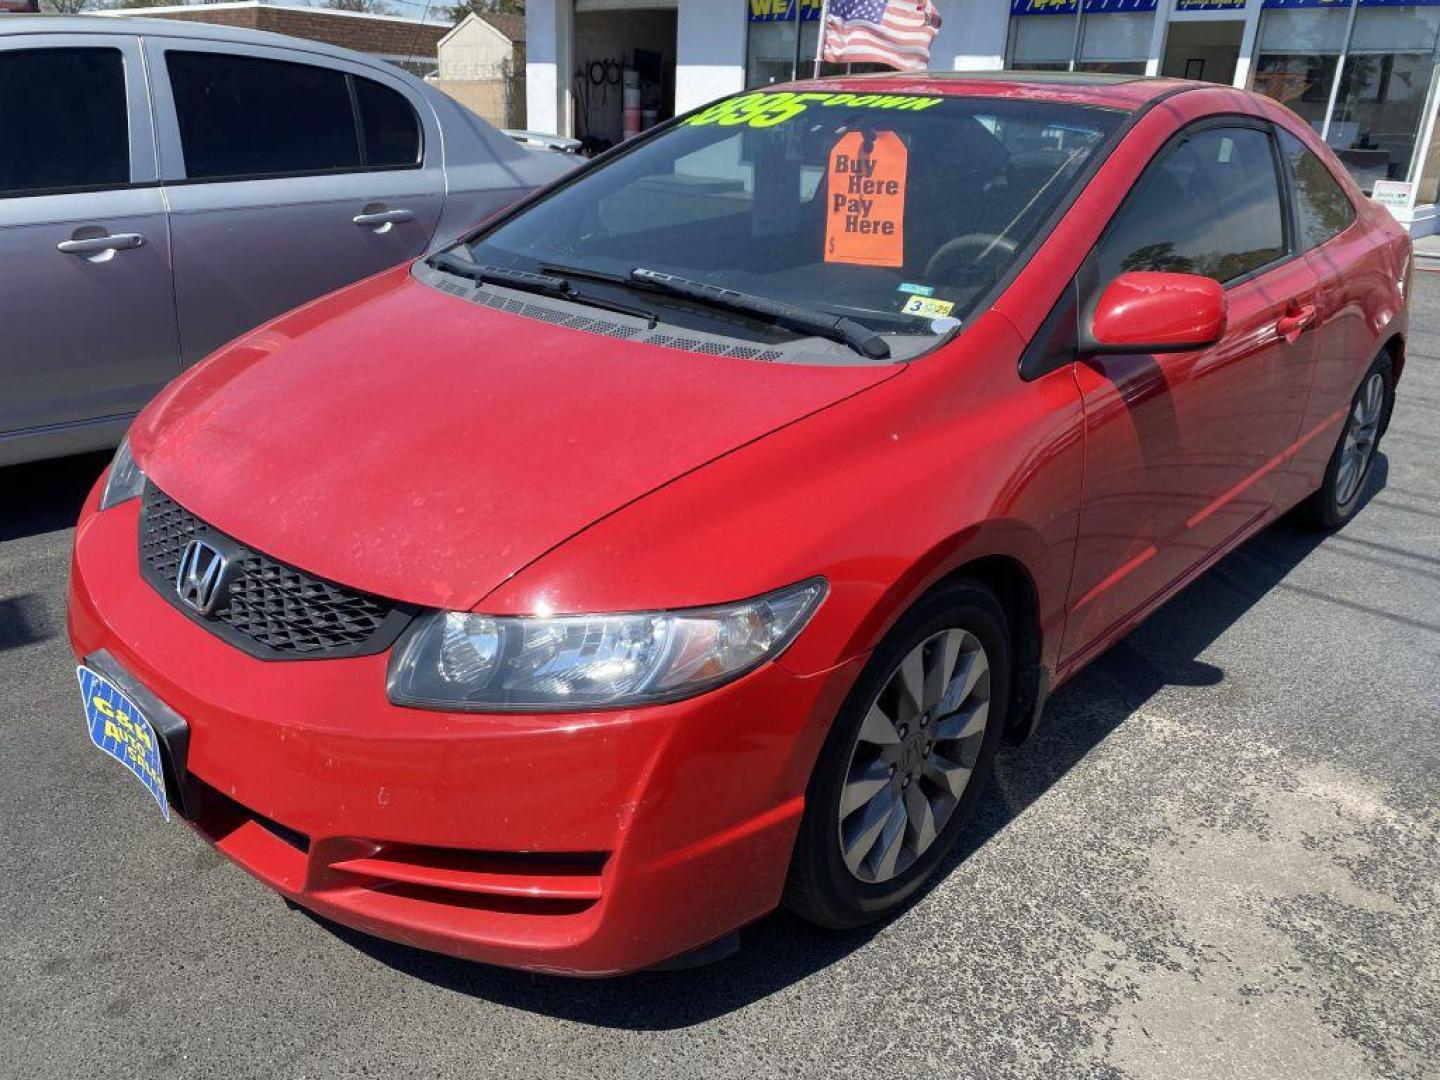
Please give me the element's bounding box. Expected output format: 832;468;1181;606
837;628;991;884
1336;371;1385;507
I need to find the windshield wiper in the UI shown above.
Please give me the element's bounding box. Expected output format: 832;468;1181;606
628;269;890;360
429;251;657;325
430;251;568;294
539;262;632;286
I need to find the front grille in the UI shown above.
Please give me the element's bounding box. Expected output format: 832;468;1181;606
138;485;412;660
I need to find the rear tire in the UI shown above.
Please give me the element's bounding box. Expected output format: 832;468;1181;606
1302;352;1394;530
784;579;1010;929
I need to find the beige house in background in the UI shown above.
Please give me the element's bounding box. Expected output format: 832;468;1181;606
429;11;526;131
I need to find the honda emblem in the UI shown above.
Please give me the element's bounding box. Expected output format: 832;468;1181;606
175;539;229;616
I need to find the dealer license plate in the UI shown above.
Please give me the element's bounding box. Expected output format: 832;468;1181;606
77;665;170;821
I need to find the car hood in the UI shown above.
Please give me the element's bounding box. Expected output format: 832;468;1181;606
132;268;901;611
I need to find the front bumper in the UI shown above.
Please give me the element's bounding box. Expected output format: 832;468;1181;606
67;485;862;975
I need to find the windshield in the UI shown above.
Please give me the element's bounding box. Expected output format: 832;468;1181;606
459;90;1124;355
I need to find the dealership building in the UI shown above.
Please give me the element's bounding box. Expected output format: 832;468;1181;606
526;0;1440;234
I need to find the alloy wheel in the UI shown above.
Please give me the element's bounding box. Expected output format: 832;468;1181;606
837;628;991;884
1336;371;1385;507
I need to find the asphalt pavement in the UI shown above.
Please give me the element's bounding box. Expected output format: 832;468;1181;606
2;280;1438;1080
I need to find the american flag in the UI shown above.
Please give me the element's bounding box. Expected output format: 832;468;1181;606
821;0;943;73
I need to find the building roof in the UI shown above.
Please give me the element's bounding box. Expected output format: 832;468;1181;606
478;11;523;44
437;9;524;51
97;2;443;30
92;3;447;61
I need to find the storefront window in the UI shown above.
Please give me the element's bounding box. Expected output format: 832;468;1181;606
746;0;884;87
745;0;824;87
1251;1;1440;202
1328;4;1440;194
1252;6;1349;133
747;18;802;87
1076;10;1154;73
1008;10;1077;71
1415;70;1440;203
1008;1;1155;74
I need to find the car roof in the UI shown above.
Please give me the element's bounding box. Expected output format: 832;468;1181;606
0;13;402;74
767;70;1200;112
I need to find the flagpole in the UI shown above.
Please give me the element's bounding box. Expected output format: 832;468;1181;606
812;0;831;80
791;0;805;81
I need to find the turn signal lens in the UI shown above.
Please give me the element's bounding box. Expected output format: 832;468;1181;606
99;436;145;510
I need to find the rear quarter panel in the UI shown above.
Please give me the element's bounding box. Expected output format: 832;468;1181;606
1253;96;1411;498
1290;206;1408;496
429;89;580;249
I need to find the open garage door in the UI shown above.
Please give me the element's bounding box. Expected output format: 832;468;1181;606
572;0;676;153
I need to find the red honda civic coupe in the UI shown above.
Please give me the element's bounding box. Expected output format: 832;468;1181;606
69;73;1408;975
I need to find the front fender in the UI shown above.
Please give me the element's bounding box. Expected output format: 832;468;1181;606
479;310;1085;685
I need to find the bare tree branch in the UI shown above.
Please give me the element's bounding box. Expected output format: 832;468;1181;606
443;0;523;23
326;0;392;13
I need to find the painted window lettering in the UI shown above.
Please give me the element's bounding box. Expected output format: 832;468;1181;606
685;91;944;129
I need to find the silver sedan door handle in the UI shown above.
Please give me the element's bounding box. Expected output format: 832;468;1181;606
352;208;416;227
57;232;146;255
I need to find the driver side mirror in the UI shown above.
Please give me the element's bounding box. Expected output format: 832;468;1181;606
1082;271;1226;355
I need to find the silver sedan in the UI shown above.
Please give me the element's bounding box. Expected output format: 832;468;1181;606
0;16;577;465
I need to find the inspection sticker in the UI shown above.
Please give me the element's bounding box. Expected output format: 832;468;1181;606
825;131;907;268
902;295;955;319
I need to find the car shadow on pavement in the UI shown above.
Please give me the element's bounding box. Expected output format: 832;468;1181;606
1;451;110;650
0;595;53;652
1;451;110;543
312;458;1391;1030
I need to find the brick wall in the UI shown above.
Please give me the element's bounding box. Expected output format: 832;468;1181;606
145;7;448;61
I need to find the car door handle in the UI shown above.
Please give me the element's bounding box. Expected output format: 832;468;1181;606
1276;303;1318;344
57;232;146;255
352;208;415;227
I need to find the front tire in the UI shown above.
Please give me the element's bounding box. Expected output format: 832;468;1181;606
784;579;1010;929
1303;352;1394;530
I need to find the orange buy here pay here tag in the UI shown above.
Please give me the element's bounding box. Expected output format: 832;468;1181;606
825;130;907;268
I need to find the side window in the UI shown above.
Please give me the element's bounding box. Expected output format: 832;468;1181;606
0;48;129;196
167;51;361;180
1277;128;1356;251
1097;126;1287;285
355;77;421;167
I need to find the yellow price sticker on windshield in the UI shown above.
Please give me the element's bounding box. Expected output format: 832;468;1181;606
902;296;955;319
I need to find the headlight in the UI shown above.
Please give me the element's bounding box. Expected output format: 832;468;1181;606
99;435;145;510
387;578;827;712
